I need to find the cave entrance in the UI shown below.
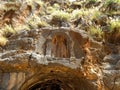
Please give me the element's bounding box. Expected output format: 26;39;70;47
20;72;96;90
20;66;96;90
29;79;62;90
39;83;61;90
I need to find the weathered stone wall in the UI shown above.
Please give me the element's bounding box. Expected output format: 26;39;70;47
0;27;120;90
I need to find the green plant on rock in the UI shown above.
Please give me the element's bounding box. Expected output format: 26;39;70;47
88;0;98;3
28;20;38;29
1;24;16;36
15;24;30;31
103;0;120;12
37;20;49;28
72;9;83;19
46;3;61;14
72;9;89;19
66;8;73;13
106;20;120;44
89;26;103;38
27;15;49;29
91;9;101;20
51;10;70;22
50;10;70;27
53;3;60;10
27;15;39;29
105;0;120;5
46;6;56;14
110;20;120;32
91;10;107;26
0;36;8;46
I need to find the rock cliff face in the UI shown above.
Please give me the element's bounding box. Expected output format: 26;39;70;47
0;27;119;90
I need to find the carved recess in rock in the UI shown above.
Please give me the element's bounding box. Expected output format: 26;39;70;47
43;33;70;58
0;28;106;90
38;30;87;59
51;34;70;58
40;31;71;58
1;29;87;59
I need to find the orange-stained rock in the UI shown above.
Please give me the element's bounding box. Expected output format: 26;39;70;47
0;28;119;90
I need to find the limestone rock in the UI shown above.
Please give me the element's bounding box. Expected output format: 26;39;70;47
103;54;120;64
0;27;119;90
103;70;120;90
116;60;120;69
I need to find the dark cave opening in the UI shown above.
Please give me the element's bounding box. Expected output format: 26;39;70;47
27;78;96;90
29;79;62;90
20;66;96;90
30;83;61;90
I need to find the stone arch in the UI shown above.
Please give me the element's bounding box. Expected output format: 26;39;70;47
19;65;96;90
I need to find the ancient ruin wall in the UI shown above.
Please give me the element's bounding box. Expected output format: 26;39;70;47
0;28;120;90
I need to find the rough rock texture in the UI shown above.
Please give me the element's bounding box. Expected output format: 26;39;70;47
0;27;120;90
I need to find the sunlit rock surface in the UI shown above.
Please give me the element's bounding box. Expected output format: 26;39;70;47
0;0;120;90
0;27;119;90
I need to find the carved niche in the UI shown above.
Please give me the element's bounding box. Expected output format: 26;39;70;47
43;33;70;58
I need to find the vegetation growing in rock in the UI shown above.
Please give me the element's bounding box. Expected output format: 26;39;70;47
0;36;8;46
0;0;120;45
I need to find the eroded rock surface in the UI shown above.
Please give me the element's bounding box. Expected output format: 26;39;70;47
0;27;120;90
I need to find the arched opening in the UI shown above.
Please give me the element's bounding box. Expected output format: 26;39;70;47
19;65;96;90
20;73;96;90
28;79;62;90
